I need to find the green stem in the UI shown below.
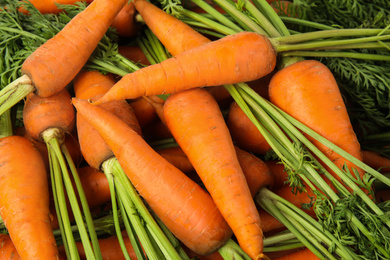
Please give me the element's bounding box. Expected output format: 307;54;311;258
281;50;390;61
279;16;336;30
0;110;13;138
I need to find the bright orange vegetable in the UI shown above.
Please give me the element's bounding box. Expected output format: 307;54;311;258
18;0;94;14
273;247;320;260
21;0;128;98
73;70;141;170
128;97;159;128
72;97;233;255
164;88;265;260
0;135;59;259
111;1;139;37
0;233;20;260
93;31;276;105
268;60;365;193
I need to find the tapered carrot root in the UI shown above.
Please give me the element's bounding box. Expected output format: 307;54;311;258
118;45;151;65
0;233;20;260
72;97;233;255
74;70;141;170
21;0;128;97
163;88;265;260
361;150;390;173
0;136;59;259
227;101;272;155
268;60;365;192
93;31;276;105
273;247;319;260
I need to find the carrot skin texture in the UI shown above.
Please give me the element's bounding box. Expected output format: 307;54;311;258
268;60;365;191
21;0;127;97
74;70;141;169
163;88;265;260
22;88;75;142
72;97;233;255
0;136;59;260
94;32;276;105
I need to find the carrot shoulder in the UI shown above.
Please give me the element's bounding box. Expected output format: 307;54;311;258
72;97;233;255
163;88;265;260
21;0;128;97
0;135;59;259
93;31;276;105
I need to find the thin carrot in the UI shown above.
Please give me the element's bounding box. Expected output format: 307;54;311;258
73;70;142;170
72;97;233;255
93;31;276;105
0;233;20;260
361;150;390;173
227;101;272;155
18;0;94;14
163;88;265;260
268;59;366;192
0;135;59;259
272;247;320;260
19;0;128;98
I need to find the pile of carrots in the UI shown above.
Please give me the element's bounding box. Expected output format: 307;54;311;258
0;0;389;259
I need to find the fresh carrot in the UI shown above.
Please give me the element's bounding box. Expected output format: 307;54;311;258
18;0;94;14
272;247;320;260
163;88;265;260
268;59;366;192
361;150;390;173
265;160;289;190
111;1;139;37
72;97;233;255
73;70;142;170
93;31;276;105
0;233;21;260
118;45;151;65
19;0;128;98
227;101;272;155
128;97;159;128
0;135;59;259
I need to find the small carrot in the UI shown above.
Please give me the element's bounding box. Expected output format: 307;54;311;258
128;97;159;128
18;0;94;14
93;31;276;105
265;160;289;190
164;88;265;260
227;101;272;155
0;135;59;259
19;0;128;98
118;45;151;65
111;1;139;37
72;97;233;256
0;233;21;260
73;70;141;170
268;59;366;192
156;146;197;176
272;247;320;260
361;150;390;173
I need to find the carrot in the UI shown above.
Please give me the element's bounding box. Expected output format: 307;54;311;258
93;31;276;105
227;101;272;155
20;0;128;98
18;0;94;14
73;70;141;170
0;135;59;259
265;160;289;190
128;97;159;128
0;233;21;260
361;150;390;173
111;1;139;37
272;247;320;260
118;45;151;65
163;88;265;260
72;97;233;255
268;59;366;192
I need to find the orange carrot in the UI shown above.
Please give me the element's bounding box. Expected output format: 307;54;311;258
93;31;276;105
72;97;233;255
227;101;272;155
118;45;151;65
20;0;128;98
156;146;197;175
268;59;365;192
128;97;159;128
73;70;141;170
273;247;320;260
0;233;21;260
163;88;265;260
0;135;59;259
265;160;289;190
361;150;390;173
111;1;139;37
18;0;94;14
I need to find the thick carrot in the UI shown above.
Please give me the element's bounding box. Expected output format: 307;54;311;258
0;135;59;259
93;31;276;105
361;150;390;173
163;88;265;260
268;59;365;192
21;0;128;98
0;233;20;260
72;97;233;255
73;70;142;170
227;101;272;155
273;247;320;260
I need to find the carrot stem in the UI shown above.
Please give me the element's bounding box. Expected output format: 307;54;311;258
0;110;12;138
218;239;252;260
281;51;390;61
